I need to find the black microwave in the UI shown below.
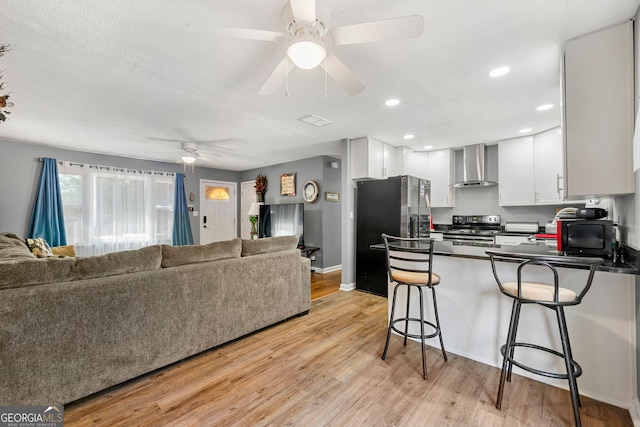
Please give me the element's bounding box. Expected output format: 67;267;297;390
557;220;613;256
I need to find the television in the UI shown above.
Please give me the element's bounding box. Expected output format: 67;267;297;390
259;203;304;247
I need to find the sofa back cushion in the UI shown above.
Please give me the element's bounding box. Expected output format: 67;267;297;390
242;235;299;257
0;245;162;290
161;238;242;268
0;233;36;260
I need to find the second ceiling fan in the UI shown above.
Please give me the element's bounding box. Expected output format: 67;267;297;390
212;0;424;95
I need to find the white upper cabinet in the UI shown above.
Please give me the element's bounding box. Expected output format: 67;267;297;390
564;21;635;197
533;127;564;203
351;136;386;179
393;146;413;177
499;128;565;206
498;136;535;206
351;137;407;180
412;149;455;207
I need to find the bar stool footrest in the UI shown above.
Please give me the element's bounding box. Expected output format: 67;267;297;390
391;317;440;341
501;342;582;380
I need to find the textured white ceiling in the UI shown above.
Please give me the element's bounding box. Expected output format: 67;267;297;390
1;0;638;170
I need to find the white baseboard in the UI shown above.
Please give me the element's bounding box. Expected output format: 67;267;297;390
631;398;640;426
311;264;341;274
340;282;356;292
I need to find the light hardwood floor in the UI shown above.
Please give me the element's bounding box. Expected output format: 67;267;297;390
310;269;341;300
65;279;632;426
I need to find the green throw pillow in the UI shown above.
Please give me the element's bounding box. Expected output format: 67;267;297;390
26;237;53;257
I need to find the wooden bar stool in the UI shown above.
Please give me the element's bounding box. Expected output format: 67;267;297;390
486;250;602;427
381;234;447;379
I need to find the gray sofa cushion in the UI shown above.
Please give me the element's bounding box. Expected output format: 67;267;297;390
0;233;35;260
161;238;241;268
242;235;299;257
0;245;162;290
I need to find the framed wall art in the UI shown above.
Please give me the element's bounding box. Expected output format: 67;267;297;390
280;173;296;196
325;192;340;202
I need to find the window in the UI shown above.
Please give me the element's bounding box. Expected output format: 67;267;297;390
205;185;230;200
58;162;175;256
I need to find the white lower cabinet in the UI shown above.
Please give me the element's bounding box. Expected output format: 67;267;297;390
495;234;531;245
429;231;443;241
412;149;455;207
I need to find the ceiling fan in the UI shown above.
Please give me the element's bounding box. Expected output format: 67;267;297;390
147;132;238;166
210;0;424;95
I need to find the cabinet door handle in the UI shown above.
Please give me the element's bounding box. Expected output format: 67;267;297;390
556;174;563;194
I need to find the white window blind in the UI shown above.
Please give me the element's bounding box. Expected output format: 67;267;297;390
58;161;175;256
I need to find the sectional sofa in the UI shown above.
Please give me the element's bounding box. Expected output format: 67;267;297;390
0;233;310;405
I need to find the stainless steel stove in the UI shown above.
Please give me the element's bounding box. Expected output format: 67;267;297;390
443;215;501;243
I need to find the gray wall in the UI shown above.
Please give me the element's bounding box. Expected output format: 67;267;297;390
321;158;342;267
0;138;239;244
241;155;342;270
0;138;343;270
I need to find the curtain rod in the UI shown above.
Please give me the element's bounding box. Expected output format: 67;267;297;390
38;158;176;177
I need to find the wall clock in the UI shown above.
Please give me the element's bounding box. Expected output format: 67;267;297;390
303;180;319;203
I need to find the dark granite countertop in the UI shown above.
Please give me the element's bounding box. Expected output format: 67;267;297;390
371;240;640;275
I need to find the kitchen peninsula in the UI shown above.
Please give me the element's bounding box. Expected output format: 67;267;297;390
374;240;636;410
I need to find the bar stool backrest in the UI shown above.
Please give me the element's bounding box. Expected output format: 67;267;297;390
486;251;603;306
382;234;436;286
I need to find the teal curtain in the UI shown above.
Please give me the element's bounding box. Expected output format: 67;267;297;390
28;158;67;246
172;173;194;246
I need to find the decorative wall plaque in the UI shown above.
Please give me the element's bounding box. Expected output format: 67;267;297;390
280;173;296;196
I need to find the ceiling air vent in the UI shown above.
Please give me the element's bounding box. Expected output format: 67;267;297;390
297;114;333;127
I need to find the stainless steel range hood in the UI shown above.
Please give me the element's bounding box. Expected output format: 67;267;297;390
453;143;497;188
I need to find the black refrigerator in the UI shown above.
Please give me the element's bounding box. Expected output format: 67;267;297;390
355;175;431;297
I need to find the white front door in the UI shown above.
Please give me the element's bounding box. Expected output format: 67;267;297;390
240;180;256;240
200;180;237;244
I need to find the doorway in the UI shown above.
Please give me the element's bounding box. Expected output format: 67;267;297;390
240;180;256;240
199;179;237;244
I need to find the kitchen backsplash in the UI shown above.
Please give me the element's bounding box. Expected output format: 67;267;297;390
431;184;583;227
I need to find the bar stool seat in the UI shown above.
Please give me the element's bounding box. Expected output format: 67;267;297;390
486;250;602;427
381;234;447;380
502;281;576;302
391;271;441;285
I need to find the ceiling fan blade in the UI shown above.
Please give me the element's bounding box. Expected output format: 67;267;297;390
320;53;365;95
332;15;424;45
259;57;294;95
290;0;316;23
147;137;186;144
190;24;286;42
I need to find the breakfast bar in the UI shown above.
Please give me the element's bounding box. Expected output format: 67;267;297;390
373;240;636;410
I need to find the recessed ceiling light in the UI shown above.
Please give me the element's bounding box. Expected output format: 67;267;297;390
519;128;532;133
489;66;510;77
536;104;554;111
404;134;415;140
385;99;400;107
423;145;433;150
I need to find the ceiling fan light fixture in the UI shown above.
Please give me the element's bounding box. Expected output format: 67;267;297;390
181;154;196;164
287;39;326;70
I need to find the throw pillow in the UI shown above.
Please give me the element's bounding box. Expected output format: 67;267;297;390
51;245;76;257
26;237;54;257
